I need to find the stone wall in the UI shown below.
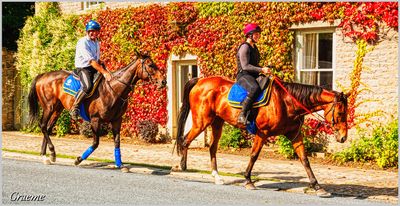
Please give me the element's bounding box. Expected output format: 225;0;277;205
335;27;398;124
57;2;82;14
58;2;153;15
328;27;398;152
2;48;20;130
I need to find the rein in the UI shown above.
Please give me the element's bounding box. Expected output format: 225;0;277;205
273;77;338;127
106;79;132;104
105;57;155;104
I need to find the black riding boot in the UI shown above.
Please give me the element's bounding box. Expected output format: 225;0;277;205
70;90;86;121
237;96;254;126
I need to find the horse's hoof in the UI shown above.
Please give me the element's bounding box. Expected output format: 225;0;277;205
43;159;51;165
43;160;51;165
316;189;332;198
121;167;129;173
42;156;51;165
180;163;187;171
74;157;82;166
50;155;56;163
244;182;257;190
171;165;183;172
215;178;224;185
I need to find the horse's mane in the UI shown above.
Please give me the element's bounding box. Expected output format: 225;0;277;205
282;82;324;107
111;59;137;77
110;55;152;78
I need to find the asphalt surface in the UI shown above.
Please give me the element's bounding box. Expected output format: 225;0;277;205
2;158;393;206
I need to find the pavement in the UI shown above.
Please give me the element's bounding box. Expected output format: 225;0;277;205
1;131;398;204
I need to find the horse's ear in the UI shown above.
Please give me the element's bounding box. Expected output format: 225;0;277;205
132;55;139;61
133;49;141;59
344;92;350;99
140;50;150;58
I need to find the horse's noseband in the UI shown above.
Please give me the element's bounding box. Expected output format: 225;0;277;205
141;57;156;83
326;93;346;127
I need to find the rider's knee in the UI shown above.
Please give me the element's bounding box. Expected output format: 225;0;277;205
82;86;91;94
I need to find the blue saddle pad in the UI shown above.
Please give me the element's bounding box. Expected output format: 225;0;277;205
227;83;268;108
63;75;81;96
62;75;90;121
228;82;274;135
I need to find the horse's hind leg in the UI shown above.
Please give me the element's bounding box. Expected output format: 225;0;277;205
46;104;64;163
209;117;224;185
179;116;213;171
40;137;49;165
39;109;58;165
290;131;331;197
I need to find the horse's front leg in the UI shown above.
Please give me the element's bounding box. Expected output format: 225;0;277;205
244;132;266;190
74;118;100;166
111;118;128;173
289;131;331;197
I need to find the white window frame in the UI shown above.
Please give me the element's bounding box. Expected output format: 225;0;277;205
176;62;199;107
295;29;337;90
82;1;102;10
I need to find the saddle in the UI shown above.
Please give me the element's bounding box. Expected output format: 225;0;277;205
227;75;275;134
62;70;103;122
228;75;274;108
63;70;103;98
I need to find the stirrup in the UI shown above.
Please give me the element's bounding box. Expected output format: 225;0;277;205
237;112;249;125
70;108;80;120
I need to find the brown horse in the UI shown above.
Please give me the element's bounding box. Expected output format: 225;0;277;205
28;54;166;169
176;76;348;196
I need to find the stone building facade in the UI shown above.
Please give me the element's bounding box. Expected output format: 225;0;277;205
332;28;398;151
291;21;398;151
336;28;398;122
57;2;153;14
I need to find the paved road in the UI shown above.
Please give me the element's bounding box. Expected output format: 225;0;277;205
2;158;392;206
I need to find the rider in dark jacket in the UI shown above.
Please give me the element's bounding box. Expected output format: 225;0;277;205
236;23;270;126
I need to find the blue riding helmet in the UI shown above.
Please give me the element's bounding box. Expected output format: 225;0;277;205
85;20;101;31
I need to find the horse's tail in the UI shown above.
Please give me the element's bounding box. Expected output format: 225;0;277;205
175;77;200;156
28;74;43;124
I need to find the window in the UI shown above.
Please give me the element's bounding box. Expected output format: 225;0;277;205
177;63;198;103
295;30;335;90
82;1;102;10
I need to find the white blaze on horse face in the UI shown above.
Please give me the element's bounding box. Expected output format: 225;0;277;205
333;102;348;143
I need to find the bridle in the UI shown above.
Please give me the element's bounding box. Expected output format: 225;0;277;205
106;57;156;103
274;77;346;128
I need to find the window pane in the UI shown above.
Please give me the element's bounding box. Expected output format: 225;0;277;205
304;33;317;69
319;71;332;90
300;71;332;90
191;65;198;78
180;65;189;102
318;33;332;69
300;71;318;85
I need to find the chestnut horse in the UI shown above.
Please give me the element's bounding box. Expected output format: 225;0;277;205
28;55;166;169
176;76;348;196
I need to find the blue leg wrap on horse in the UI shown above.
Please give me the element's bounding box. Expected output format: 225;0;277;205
114;148;122;167
81;146;94;160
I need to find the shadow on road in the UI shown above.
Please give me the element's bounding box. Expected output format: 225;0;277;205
257;181;398;200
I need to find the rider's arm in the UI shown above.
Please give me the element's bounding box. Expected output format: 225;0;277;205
90;60;107;75
238;44;262;74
